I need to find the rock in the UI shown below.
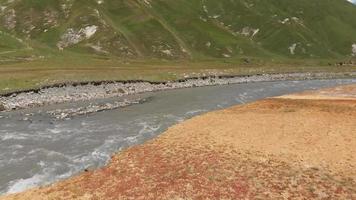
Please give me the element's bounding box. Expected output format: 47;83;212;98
242;58;251;64
112;88;125;94
0;103;5;112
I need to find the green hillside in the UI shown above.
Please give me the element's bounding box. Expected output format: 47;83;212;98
0;0;356;61
0;0;356;92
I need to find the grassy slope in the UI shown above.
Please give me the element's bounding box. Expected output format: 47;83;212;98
0;0;355;92
1;0;356;59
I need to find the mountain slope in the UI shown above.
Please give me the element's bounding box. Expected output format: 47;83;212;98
0;0;356;62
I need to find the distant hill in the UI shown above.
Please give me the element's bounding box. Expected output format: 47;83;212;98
1;0;356;62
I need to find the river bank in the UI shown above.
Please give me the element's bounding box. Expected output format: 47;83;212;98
2;84;355;199
1;72;355;112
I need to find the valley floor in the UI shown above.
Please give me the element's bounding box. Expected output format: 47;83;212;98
1;57;356;94
1;84;356;199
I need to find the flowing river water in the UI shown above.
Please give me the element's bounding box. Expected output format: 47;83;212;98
0;79;355;195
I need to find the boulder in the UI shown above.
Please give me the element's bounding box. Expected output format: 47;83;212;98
0;103;5;111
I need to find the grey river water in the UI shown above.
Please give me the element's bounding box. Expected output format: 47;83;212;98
0;79;355;195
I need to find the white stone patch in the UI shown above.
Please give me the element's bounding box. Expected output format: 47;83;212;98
222;53;231;58
289;43;297;55
203;5;208;13
57;29;82;49
211;15;220;19
280;18;290;24
292;17;305;27
240;27;259;38
251;29;260;38
352;44;356;56
96;0;104;4
94;9;100;17
161;49;173;56
279;17;305;27
243;2;254;8
82;25;97;39
181;48;188;53
241;27;251;36
0;6;7;12
199;16;207;22
141;0;151;7
57;25;98;50
291;17;300;22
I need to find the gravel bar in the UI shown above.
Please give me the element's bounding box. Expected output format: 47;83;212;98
1;72;355;111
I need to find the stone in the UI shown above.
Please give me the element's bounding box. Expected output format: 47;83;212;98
0;103;5;111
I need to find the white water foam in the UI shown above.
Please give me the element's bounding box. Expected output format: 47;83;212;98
0;132;30;141
163;114;185;123
6;174;46;194
6;166;75;194
185;109;207;116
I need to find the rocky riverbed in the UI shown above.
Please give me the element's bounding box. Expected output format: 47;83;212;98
47;98;148;120
0;72;355;112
